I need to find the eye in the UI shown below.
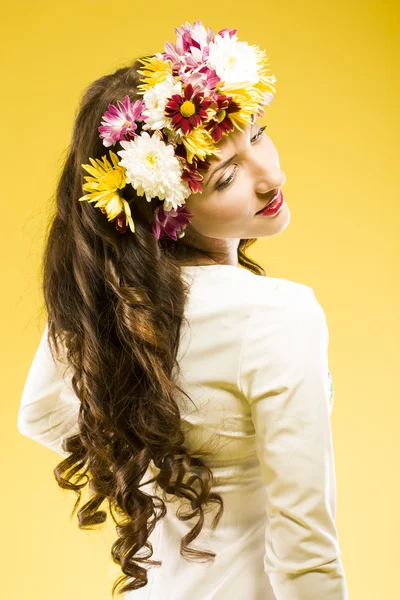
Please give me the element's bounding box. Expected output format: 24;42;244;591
253;124;267;141
215;125;267;192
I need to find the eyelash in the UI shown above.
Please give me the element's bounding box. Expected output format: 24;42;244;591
215;125;267;192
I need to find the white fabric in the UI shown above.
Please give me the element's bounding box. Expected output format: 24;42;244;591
17;264;348;599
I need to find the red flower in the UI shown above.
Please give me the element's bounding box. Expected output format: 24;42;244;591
204;95;241;143
103;208;129;234
181;157;211;194
174;144;211;194
165;83;212;135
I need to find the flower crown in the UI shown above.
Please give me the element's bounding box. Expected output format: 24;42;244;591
78;20;277;241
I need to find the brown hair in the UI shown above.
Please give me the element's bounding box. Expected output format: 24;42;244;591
41;57;266;596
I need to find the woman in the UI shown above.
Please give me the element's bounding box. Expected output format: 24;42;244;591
17;20;348;600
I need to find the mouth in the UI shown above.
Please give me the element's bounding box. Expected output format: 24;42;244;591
255;188;281;215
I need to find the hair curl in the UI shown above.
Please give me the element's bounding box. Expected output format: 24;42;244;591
41;57;266;596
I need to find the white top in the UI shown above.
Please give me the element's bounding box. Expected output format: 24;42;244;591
17;264;348;599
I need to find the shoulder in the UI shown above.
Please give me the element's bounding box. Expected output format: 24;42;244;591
242;274;328;360
239;277;330;400
249;274;324;319
181;266;326;334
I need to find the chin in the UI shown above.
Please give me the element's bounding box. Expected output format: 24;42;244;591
253;206;290;238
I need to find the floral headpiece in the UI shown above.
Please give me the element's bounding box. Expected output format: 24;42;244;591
78;20;277;241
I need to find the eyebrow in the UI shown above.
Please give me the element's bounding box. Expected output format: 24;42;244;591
205;154;238;187
205;114;257;188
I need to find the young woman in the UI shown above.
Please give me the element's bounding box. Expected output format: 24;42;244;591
17;20;348;600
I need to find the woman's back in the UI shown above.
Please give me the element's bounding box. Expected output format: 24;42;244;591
18;264;348;599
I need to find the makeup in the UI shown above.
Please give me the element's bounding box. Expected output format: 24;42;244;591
255;189;284;216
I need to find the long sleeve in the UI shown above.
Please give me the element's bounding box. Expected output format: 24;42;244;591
240;283;348;599
17;322;81;458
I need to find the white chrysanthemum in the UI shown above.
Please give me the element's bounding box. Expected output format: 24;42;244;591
116;131;190;210
207;33;259;85
141;74;182;131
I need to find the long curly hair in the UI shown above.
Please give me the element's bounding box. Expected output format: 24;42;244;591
41;56;266;596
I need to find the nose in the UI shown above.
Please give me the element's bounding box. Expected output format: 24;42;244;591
249;149;286;196
256;172;286;196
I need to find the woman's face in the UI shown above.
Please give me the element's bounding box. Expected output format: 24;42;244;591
183;116;289;245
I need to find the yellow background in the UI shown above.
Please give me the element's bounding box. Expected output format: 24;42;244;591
2;1;398;598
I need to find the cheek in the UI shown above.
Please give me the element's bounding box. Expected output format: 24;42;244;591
210;179;252;216
195;192;249;224
216;183;253;220
185;172;253;226
219;198;249;220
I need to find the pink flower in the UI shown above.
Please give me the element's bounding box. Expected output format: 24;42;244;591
163;20;228;88
152;203;193;241
178;63;220;95
98;95;148;147
163;20;214;72
162;21;238;97
215;27;237;39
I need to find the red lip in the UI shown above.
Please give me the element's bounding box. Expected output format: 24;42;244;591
255;189;281;215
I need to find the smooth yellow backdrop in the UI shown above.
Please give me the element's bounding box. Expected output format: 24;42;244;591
3;1;398;599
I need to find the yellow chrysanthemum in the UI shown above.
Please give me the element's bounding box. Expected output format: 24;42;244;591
252;45;277;99
137;56;173;94
78;150;135;233
181;124;221;164
215;80;260;132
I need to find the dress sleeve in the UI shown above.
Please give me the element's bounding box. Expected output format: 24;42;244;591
240;284;348;599
17;322;81;458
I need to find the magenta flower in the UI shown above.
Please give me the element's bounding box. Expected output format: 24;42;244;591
152;203;193;241
98;95;148;147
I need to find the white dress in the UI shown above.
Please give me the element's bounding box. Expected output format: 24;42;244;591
17;264;348;599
